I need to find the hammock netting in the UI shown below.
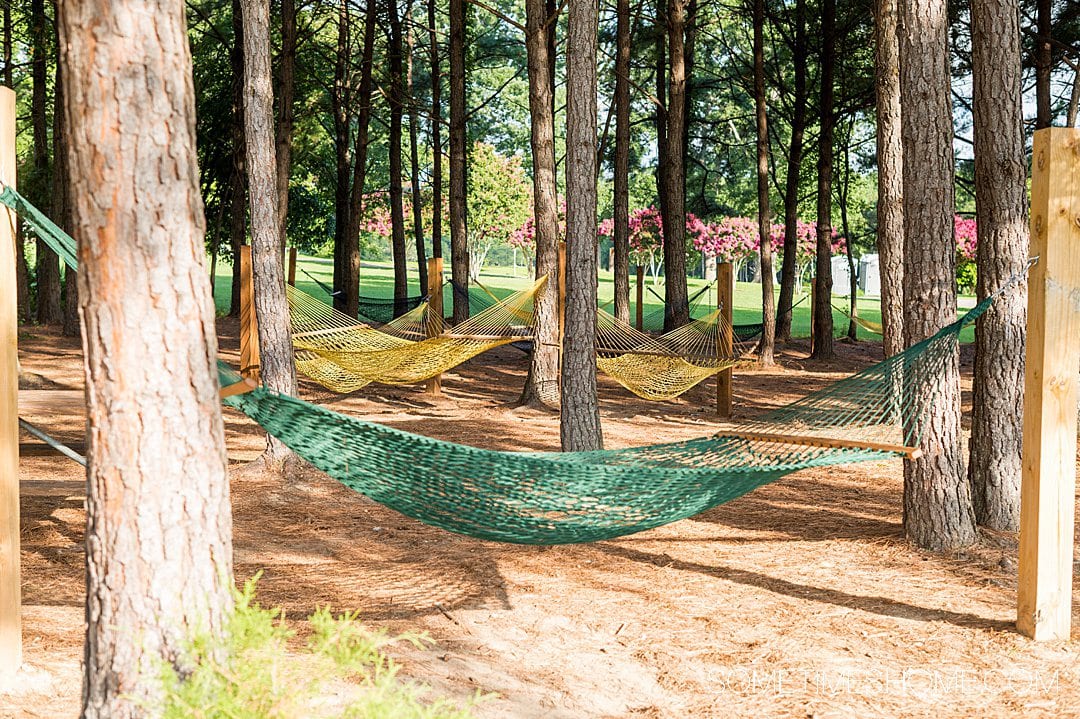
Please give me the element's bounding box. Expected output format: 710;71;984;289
356;293;426;324
217;299;981;543
287;279;542;392
4;184;993;545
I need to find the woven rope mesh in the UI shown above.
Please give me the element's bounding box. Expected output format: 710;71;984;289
217;296;986;544
2;184;1001;545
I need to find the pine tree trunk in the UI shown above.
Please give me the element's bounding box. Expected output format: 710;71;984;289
562;0;603;451
343;0;378;319
58;2;234;715
428;0;443;259
241;0;297;465
969;0;1027;531
32;0;61;325
407;22;428;292
653;2;668;265
899;0;976;551
520;0;561;407
811;0;836;360
331;2;351;313
1034;0;1051;129
752;0;775;364
5;3;28;324
388;0;409;311
662;0;690;331
229;0;246;317
275;0;296;252
776;0;807;342
449;0;469;322
53;53;79;338
612;0;631;324
874;0;903;358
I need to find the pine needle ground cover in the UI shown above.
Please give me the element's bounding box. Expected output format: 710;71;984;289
12;329;1079;718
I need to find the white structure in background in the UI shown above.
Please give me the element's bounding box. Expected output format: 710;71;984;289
831;255;851;293
858;253;881;296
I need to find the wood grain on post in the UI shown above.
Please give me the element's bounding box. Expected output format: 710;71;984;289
0;85;20;681
809;276;816;354
635;265;644;331
1017;127;1080;641
717;262;733;418
238;245;261;381
286;247;297;286
427;256;443;395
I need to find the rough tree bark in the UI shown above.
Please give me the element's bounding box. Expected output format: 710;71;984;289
874;0;903;358
654;1;668;266
32;0;61;325
1035;0;1052;129
53;53;78;338
275;0;296;251
562;0;603;451
661;0;690;331
899;0;977;550
612;0;631;324
342;0;378;319
241;0;297;465
519;0;562;407
388;0;409;311
331;1;352;313
449;0;469;322
428;0;443;259
58;1;234;715
752;0;775;364
969;0;1028;531
776;0;808;342
811;0;836;360
229;0;246;317
407;18;428;291
5;3;28;324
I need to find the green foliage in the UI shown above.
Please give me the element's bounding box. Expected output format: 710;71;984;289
466;142;532;273
157;577;482;719
956;260;977;295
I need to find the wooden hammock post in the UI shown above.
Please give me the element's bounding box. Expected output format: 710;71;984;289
809;275;816;354
558;241;567;390
427;256;444;395
635;265;644;331
717;262;733;418
238;245;260;382
286;246;297;287
0;86;19;682
1017;127;1080;642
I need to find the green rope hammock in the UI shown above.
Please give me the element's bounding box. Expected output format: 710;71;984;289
2;185;995;545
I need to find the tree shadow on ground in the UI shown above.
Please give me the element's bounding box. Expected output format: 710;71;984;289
594;542;1014;633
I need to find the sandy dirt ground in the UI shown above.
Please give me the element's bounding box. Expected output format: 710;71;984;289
3;320;1079;719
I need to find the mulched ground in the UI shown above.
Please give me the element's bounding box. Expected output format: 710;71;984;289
3;320;1078;719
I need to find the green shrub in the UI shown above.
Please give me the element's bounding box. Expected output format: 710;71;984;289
157;576;483;719
956;260;977;295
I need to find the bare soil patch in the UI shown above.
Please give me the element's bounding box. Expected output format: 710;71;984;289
4;322;1079;719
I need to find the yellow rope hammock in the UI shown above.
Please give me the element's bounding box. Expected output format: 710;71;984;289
287;278;546;392
595;307;748;401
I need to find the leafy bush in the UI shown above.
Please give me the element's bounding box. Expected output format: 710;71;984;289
158;577;483;719
956;260;977;295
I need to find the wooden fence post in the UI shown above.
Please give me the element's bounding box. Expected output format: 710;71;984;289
1017;127;1080;641
427;256;444;395
238;245;260;381
635;265;644;331
0;86;20;683
287;247;297;287
717;262;733;418
809;276;816;354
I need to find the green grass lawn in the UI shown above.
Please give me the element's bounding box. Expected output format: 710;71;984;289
212;254;977;343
